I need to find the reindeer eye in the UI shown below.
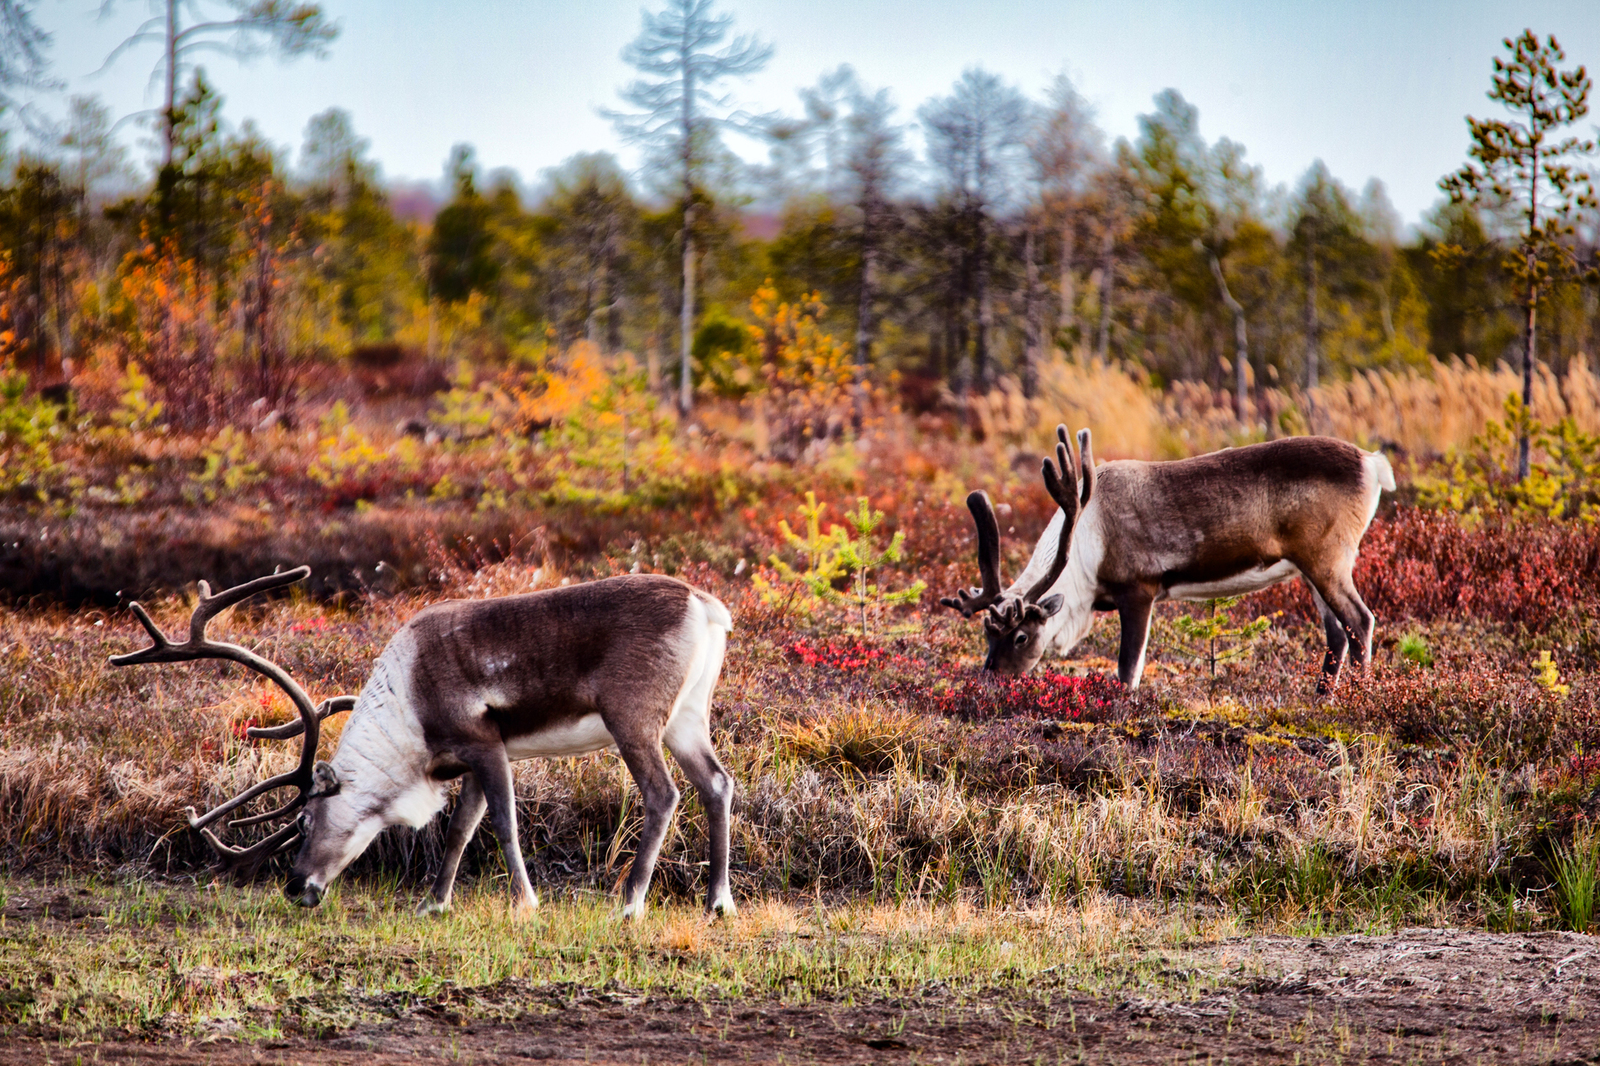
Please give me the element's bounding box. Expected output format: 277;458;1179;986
1014;632;1029;646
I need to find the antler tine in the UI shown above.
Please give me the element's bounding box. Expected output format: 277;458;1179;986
1077;428;1096;505
188;567;311;645
246;695;356;740
195;821;303;884
110;565;333;878
940;490;1007;617
1024;429;1082;602
186;766;308;831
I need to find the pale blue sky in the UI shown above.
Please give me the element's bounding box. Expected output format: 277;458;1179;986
33;0;1600;225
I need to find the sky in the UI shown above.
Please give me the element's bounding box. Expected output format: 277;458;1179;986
30;0;1600;227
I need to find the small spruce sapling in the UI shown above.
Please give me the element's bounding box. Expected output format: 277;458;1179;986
756;492;924;635
836;497;925;638
1170;595;1272;704
1534;650;1570;697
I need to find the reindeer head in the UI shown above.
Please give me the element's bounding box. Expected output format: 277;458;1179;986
284;629;454;907
942;426;1095;675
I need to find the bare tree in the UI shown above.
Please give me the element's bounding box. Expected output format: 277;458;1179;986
920;68;1032;391
841;76;906;368
98;1;336;172
1030;73;1103;358
0;1;53;118
607;0;771;415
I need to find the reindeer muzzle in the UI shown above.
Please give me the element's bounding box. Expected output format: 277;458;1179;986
284;873;323;908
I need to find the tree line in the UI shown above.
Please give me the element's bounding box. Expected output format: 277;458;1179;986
0;0;1594;432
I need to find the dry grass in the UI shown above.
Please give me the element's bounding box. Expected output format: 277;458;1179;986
974;350;1600;463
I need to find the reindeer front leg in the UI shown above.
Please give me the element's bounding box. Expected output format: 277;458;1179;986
1113;588;1157;690
468;748;538;913
418;775;487;916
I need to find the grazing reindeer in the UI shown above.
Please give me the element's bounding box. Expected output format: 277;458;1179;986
943;427;1394;690
113;569;737;918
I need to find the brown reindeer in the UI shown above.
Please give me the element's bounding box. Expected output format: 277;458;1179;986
113;569;736;918
944;428;1394;690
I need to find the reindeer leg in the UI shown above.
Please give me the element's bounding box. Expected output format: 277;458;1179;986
418;775;487;916
1113;589;1157;689
1318;571;1374;669
665;731;735;917
663;622;734;917
612;725;680;921
469;748;538;913
1307;581;1351;694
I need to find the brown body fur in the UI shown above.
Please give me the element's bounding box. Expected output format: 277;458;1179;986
950;433;1389;690
287;575;737;918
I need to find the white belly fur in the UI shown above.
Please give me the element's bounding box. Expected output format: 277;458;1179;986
502;713;618;760
1163;560;1300;601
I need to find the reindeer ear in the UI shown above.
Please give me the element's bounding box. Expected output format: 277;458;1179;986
1036;593;1065;618
310;760;342;798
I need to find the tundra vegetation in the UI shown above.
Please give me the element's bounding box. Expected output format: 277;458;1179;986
0;7;1599;1061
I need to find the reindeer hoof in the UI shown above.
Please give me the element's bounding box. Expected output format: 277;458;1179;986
416;897;450;917
706;897;737;920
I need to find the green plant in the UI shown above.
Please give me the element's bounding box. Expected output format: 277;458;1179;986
431;361;513;442
1169;596;1272;702
1416;394;1600;523
191;425;264;503
1533;650;1570;697
756;492;924;635
1552;830;1600;933
1396;631;1434;667
0;365;64;497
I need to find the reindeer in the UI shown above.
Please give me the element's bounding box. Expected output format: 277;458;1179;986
942;427;1394;690
112;568;737;918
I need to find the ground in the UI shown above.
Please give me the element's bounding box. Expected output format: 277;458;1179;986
3;879;1599;1065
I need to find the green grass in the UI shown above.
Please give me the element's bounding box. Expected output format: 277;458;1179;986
0;875;1216;1040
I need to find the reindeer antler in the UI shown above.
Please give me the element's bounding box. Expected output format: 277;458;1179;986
941;490;1007;617
1022;426;1082;602
111;566;353;880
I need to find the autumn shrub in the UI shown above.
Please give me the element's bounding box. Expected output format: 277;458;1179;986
1249;504;1600;636
103;246;225;431
1314;658;1598;765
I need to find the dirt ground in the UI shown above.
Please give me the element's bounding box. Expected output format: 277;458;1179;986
3;926;1599;1065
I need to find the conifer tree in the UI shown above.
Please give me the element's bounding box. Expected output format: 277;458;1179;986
1441;30;1596;480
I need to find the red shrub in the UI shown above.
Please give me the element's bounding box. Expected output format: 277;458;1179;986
1250;506;1600;633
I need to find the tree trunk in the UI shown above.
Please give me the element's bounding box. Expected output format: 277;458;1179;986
1209;253;1250;427
974;209;992;387
1303;248;1320;392
854;201;876;368
1059;212;1075;342
1518;152;1540;482
1096;226;1114;360
1023;226;1041;398
678;42;695;416
1520;268;1537;480
680;227;695;415
163;0;177;168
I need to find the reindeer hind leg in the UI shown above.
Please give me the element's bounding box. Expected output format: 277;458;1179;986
664;624;734;916
1304;566;1373;693
610;706;681;920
